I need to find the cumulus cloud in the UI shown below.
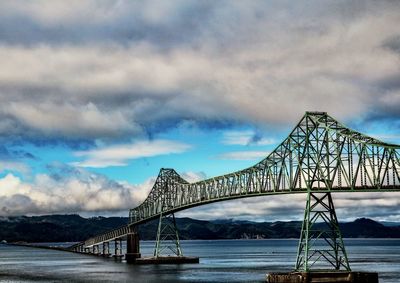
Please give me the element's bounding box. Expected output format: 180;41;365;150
0;145;34;174
0;164;209;216
0;162;398;221
0;164;153;216
216;150;270;161
0;161;30;174
5;101;137;139
0;1;399;144
180;171;207;183
72;139;191;168
221;130;276;146
179;192;400;222
0;1;400;220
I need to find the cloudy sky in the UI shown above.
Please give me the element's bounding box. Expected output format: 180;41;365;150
0;0;400;221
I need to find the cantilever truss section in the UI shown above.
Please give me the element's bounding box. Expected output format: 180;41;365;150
130;111;400;225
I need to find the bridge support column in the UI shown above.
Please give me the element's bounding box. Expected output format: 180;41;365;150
113;238;123;259
154;212;183;257
295;192;350;271
102;242;110;257
125;227;141;263
93;244;100;255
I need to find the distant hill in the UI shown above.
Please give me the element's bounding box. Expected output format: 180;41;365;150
0;215;399;243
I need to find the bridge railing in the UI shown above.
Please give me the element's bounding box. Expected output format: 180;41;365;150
73;224;134;248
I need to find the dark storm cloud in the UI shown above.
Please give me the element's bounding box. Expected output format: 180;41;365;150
0;0;400;146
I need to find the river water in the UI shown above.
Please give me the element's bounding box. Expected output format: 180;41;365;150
0;239;399;282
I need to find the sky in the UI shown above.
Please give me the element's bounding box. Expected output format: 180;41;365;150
0;0;400;222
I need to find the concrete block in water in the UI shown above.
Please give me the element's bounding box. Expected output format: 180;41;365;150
266;271;378;283
131;256;199;265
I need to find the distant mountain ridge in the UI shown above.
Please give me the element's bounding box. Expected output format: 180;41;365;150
0;215;399;243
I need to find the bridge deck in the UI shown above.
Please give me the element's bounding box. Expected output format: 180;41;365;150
75;187;400;249
70;225;133;249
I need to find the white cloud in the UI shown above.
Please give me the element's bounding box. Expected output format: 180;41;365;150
0;166;399;221
180;171;207;183
178;192;400;222
216;151;270;161
222;130;276;146
0;1;103;25
73;139;191;168
0;169;153;216
0;1;400;221
0;2;399;142
0;161;30;174
0;167;202;216
6;101;138;139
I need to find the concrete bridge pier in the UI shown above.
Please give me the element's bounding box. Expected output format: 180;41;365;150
267;271;378;283
125;232;141;263
93;244;100;255
73;245;82;253
102;242;111;257
113;238;123;259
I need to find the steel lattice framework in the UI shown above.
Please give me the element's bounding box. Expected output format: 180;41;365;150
295;192;350;271
129;111;400;225
75;111;400;262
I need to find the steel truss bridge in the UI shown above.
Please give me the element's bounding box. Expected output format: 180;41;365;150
69;112;400;271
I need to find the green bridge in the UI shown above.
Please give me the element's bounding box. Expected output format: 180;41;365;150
70;111;400;272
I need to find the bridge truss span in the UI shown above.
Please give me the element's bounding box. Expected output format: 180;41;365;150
70;111;400;270
130;111;400;224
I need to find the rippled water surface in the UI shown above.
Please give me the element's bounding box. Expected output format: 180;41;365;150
0;239;399;282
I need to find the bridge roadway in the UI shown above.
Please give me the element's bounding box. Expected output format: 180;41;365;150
70;111;400;251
